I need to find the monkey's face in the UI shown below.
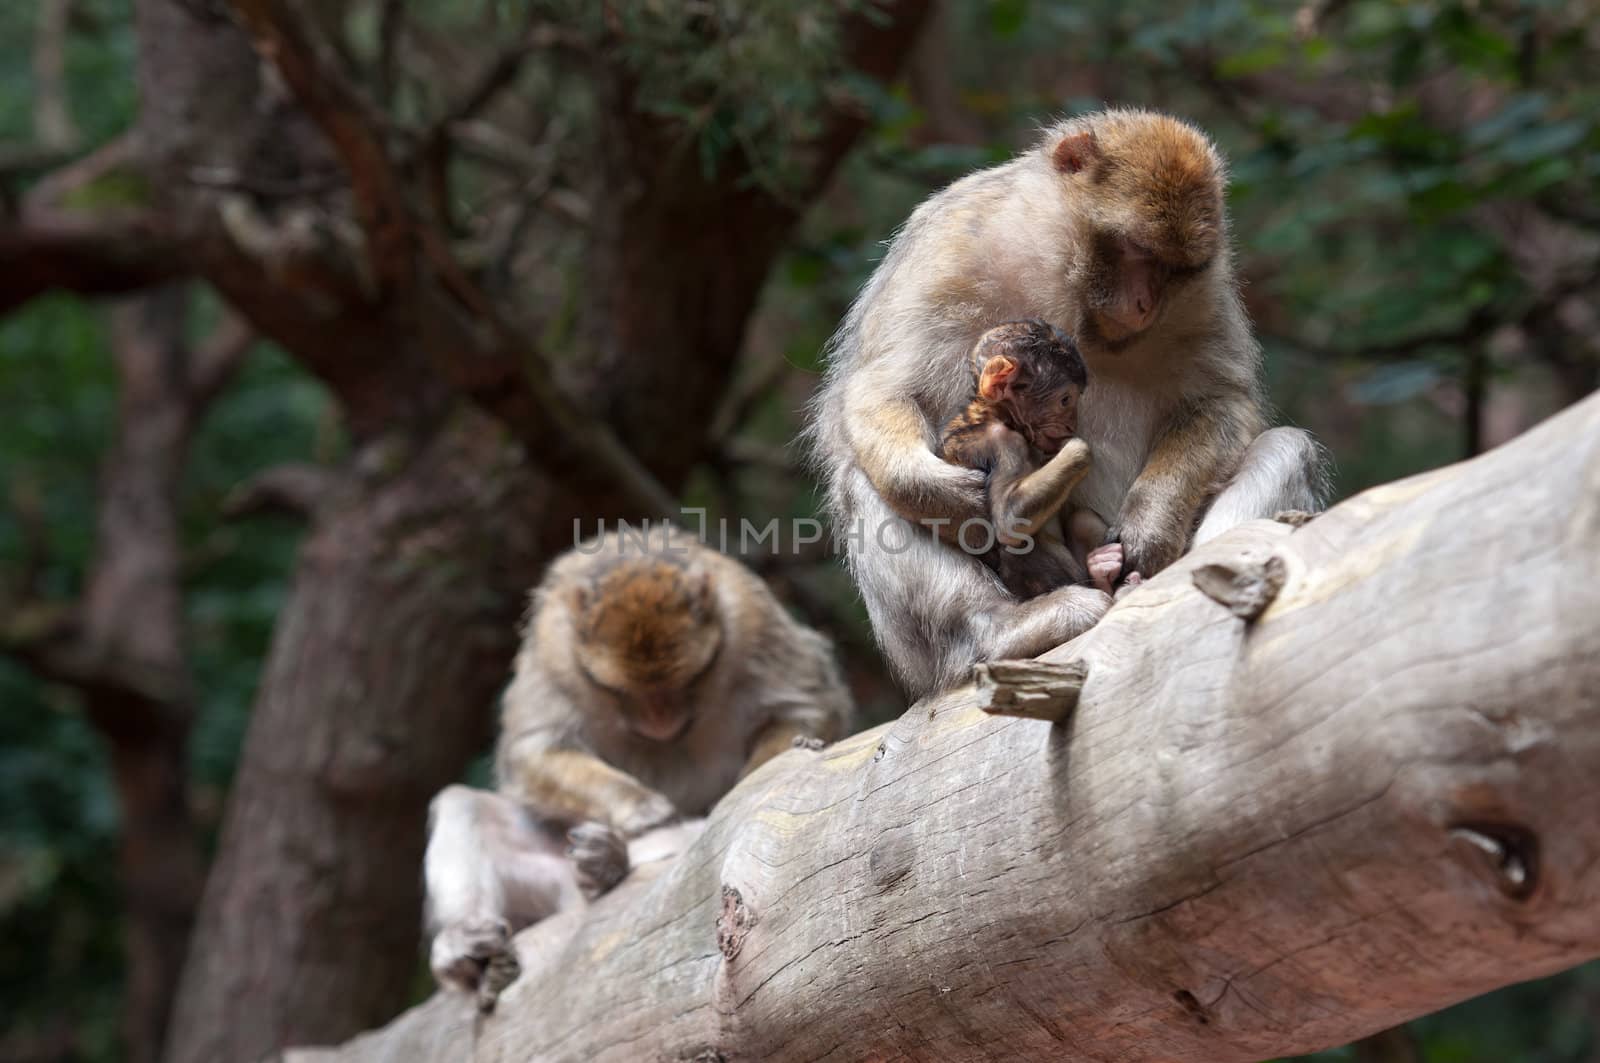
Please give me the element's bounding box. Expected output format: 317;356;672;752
1084;233;1164;343
1009;382;1081;454
572;562;724;742
973;321;1088;452
1050;114;1223;349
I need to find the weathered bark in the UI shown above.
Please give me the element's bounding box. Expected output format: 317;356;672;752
291;392;1600;1062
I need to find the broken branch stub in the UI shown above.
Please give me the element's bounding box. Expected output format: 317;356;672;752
974;657;1088;722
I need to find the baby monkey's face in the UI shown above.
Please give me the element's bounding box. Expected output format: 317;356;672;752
1007;373;1081;454
972;320;1090;454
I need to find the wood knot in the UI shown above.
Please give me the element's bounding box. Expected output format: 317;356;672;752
716;885;754;961
1172;989;1211;1025
869;830;915;892
1450;822;1540;902
1191;555;1287;620
684;1050;726;1063
1273;509;1316;527
974;658;1087;723
873;740;888;762
791;735;826;752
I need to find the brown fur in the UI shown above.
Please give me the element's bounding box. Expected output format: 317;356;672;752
809;107;1325;698
571;556;719;693
423;528;856;1001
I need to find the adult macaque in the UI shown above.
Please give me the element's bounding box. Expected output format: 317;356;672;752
812;107;1324;698
938;319;1094;598
424;526;853;1006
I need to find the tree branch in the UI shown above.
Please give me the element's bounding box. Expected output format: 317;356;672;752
0;135;187;312
226;0;680;519
0;208;186;313
187;311;257;405
293;392;1600;1062
33;0;79;150
222;462;337;520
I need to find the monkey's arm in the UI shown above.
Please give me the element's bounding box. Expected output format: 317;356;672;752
499;742;677;838
990;433;1093;545
844;367;988;526
1113;397;1255;577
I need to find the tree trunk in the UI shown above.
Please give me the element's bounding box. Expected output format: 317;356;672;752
285;392;1600;1063
89;292;209;1063
162;410;557;1063
1;288;250;1063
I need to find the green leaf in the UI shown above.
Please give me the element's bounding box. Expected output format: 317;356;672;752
1217;44;1287;79
988;0;1029;38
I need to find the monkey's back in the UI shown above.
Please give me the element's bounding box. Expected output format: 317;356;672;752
938;400;1007;473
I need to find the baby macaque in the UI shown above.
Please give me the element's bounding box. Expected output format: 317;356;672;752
423;525;853;1008
938;320;1100;598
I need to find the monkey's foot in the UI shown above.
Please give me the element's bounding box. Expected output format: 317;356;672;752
1086;543;1124;595
568;821;630;901
1114;571;1143;601
476;944;522;1014
431;918;519;1003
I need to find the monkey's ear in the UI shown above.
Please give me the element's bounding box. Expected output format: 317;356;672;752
978;355;1019;400
1051;131;1099;175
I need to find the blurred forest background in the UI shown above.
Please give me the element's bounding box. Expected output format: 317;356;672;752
1;1;1596;1061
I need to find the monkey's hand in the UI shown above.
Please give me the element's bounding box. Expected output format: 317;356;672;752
567;821;630;901
1086;542;1145;599
1086;542;1124;595
848;390;989;527
1106;509;1188;581
503;749;678;839
1113;397;1257;577
611;788;680;838
886;451;991;536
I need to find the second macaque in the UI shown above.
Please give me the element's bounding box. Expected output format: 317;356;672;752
424;526;854;1008
939;320;1118;597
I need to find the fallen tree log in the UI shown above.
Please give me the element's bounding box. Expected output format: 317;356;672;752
288;393;1600;1063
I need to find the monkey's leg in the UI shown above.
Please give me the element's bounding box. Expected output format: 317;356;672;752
499;746;677;837
991;436;1093;543
424;786;576;1004
1193;427;1325;546
975;580;1113;664
844;470;1109;700
1067;509;1108;562
995;530;1086;598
